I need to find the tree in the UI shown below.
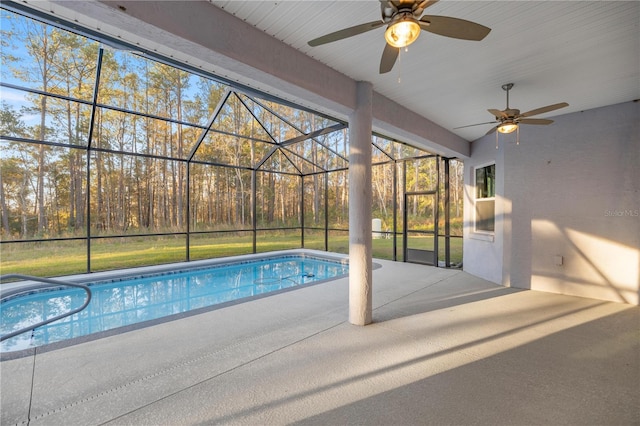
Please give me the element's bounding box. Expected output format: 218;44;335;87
0;104;28;236
20;21;65;235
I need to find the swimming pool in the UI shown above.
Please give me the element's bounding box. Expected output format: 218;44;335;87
0;252;349;353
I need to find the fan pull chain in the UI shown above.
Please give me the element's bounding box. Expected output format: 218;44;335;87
516;126;520;145
495;131;499;149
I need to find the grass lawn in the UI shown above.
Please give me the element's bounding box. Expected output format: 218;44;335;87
0;233;462;278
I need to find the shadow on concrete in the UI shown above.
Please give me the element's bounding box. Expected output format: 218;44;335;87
293;307;640;425
203;292;632;425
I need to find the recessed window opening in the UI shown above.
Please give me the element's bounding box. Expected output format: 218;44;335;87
474;163;495;233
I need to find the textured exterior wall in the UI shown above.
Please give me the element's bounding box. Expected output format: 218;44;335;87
465;101;640;304
463;134;505;285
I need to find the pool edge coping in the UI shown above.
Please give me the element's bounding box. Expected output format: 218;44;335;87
0;249;349;297
1;249;382;360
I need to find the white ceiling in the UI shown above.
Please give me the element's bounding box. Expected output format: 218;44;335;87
208;0;639;141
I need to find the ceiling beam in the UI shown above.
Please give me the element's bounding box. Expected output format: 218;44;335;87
52;0;469;156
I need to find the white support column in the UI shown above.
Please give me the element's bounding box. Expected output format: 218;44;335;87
349;81;373;326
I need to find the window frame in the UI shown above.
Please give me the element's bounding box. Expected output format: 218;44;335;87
473;162;496;234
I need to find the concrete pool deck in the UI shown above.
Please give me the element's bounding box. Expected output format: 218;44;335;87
1;258;638;425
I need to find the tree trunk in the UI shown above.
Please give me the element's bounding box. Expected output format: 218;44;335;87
20;172;29;238
176;79;184;228
0;174;10;235
36;98;47;235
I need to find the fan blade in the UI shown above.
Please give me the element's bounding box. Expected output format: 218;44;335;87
415;0;439;15
519;118;554;125
419;15;491;41
454;121;496;129
380;43;399;74
520;102;569;118
485;125;498;135
488;108;508;119
308;21;385;46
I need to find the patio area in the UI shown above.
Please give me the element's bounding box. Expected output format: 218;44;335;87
1;259;638;425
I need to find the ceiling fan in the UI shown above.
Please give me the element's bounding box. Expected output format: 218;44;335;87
307;0;491;74
456;83;569;138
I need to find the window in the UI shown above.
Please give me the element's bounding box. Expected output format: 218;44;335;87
474;163;495;233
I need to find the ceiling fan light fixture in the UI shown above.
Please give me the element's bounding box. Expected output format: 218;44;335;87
497;121;518;134
384;17;420;48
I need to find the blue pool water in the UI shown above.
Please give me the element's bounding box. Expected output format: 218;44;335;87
0;254;348;352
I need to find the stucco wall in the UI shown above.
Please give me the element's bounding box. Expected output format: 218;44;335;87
463;131;505;285
464;101;639;304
